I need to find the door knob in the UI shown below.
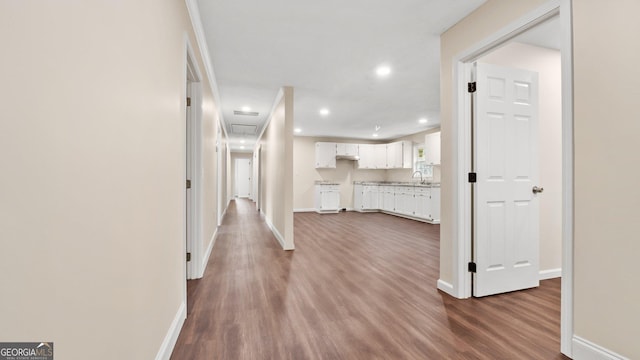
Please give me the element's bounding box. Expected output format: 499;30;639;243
532;186;544;194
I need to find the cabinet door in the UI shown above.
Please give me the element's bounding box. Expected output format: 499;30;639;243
337;143;358;156
425;132;441;165
383;187;395;212
363;186;379;210
323;190;340;210
414;188;430;219
353;184;364;210
357;144;374;169
315;142;337;168
386;142;403;169
428;187;440;221
374;144;387;169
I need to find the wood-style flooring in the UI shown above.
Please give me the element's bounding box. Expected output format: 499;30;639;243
171;199;567;359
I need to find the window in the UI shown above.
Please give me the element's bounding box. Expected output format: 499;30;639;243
413;143;433;178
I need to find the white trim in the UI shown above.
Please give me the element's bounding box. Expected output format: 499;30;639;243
437;279;455;297
294;208;317;213
449;0;573;356
572;336;629;360
154;301;186;360
256;88;285;144
197;228;217;278
539;268;562;280
264;215;294;250
184;0;228;140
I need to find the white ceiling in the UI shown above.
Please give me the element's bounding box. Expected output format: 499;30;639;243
197;0;488;151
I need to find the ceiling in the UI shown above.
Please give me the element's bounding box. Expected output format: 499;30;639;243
197;0;487;151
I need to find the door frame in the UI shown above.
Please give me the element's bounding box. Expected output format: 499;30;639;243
184;37;204;282
448;0;573;356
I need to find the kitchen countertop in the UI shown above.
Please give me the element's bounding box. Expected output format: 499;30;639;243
353;181;440;188
315;180;341;185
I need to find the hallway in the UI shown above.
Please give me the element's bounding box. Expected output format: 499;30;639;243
171;199;565;359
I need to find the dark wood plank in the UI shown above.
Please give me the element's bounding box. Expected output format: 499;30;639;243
172;199;568;360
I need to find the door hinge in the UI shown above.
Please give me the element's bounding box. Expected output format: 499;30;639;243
186;179;192;189
468;172;477;183
186;252;191;262
186;97;191;106
468;82;477;93
468;262;477;273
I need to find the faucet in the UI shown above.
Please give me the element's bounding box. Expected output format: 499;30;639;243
412;171;424;184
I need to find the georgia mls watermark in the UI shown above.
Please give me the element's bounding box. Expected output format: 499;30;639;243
0;343;53;360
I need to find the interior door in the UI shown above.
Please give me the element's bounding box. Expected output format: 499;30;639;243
473;62;540;297
235;158;251;198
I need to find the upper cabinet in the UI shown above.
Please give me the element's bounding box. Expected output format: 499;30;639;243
357;144;375;169
315;142;337;168
424;131;441;165
336;143;358;157
373;144;387;169
386;141;412;169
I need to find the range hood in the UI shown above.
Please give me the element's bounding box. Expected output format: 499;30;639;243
336;154;360;161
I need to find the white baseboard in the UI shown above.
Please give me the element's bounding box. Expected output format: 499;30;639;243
572;336;628;360
539;268;562;280
437;279;456;297
293;208;316;213
264;216;294;250
197;229;217;278
155;301;186;360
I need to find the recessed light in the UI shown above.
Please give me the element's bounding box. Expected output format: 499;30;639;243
241;106;251;112
372;133;379;138
240;139;246;144
240;146;245;149
319;108;330;116
375;65;391;77
419;118;428;124
294;128;302;134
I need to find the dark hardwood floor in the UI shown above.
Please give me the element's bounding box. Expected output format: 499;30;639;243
172;199;568;359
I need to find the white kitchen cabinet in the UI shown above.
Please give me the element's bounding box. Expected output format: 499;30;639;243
386;141;413;169
357;144;375;169
353;184;364;210
414;187;431;219
424;131;441;165
381;186;395;212
394;186;415;216
374;144;387;169
362;185;379;210
315;184;340;213
428;187;440;221
336;143;358;157
315;142;337;168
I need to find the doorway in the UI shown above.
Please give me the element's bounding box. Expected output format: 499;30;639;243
235;158;252;198
449;0;574;356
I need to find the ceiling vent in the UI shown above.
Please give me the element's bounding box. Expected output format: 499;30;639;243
231;124;257;134
233;110;259;116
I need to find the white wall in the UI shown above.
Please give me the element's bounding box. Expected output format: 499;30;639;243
478;42;562;274
0;1;221;359
572;2;640;358
259;87;294;250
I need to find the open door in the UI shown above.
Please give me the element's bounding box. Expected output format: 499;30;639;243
473;62;541;297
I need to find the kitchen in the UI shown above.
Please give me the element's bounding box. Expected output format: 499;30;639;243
293;128;441;224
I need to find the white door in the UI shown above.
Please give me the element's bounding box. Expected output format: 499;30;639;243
235;158;251;198
474;62;540;297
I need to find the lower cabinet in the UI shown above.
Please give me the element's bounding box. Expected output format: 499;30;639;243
353;183;440;223
315;184;340;213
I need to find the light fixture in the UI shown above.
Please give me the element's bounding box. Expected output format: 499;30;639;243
241;106;251;112
372;133;379;138
319;108;330;116
375;65;391;77
240;145;245;149
294;128;302;134
375;125;381;131
419;118;428;124
240;139;246;144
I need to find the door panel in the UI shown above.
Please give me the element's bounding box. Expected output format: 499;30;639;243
474;62;540;297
